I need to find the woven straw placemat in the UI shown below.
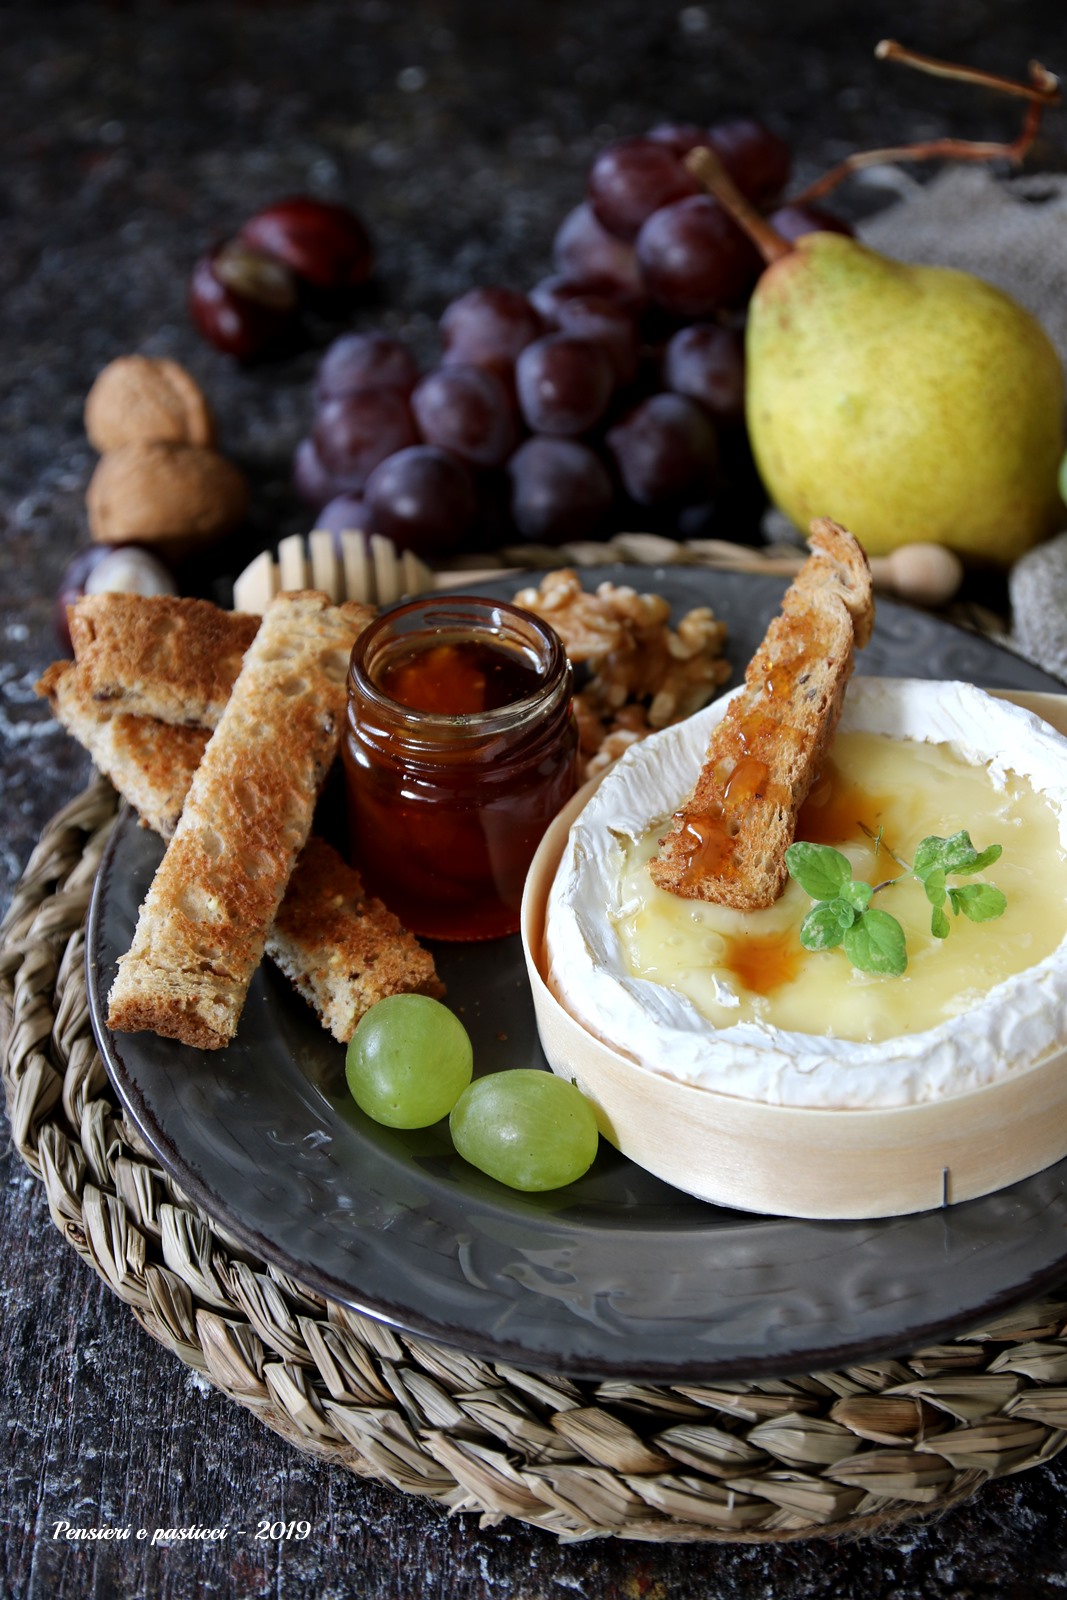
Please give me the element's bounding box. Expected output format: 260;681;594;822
4;778;1067;1544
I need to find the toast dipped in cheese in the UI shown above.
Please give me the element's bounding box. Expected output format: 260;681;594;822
649;519;873;910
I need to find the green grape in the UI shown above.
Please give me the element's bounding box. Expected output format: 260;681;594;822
345;995;473;1128
449;1070;599;1192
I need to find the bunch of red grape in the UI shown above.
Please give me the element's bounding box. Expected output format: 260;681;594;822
293;120;850;557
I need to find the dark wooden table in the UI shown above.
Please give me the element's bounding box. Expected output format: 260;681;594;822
4;2;1067;1593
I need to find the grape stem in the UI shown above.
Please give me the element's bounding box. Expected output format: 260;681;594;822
791;42;1060;205
684;146;793;266
876;39;1059;105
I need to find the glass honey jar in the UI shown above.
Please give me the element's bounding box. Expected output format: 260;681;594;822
344;595;578;940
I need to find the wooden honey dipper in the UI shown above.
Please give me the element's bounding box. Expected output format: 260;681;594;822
686;539;965;607
232;530;966;615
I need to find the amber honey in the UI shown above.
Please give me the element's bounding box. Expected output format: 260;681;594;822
344;596;578;941
723;928;803;996
666;619;807;897
377;638;543;716
797;758;898;879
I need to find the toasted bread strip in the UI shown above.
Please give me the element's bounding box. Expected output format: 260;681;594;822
107;591;372;1049
66;593;260;727
271;837;444;1036
39;666;441;1039
38;660;208;836
648;519;873;910
39;601;443;1040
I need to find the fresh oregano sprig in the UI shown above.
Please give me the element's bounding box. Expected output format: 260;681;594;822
783;830;1006;977
911;831;1006;940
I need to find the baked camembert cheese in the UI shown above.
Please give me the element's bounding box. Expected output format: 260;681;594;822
544;678;1067;1114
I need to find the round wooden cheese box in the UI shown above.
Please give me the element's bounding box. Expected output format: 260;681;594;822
520;686;1067;1220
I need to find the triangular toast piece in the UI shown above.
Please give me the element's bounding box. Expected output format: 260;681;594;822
65;592;261;728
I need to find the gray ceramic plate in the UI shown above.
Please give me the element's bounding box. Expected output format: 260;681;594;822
87;567;1067;1382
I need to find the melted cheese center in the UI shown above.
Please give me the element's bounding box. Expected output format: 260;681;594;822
614;731;1067;1043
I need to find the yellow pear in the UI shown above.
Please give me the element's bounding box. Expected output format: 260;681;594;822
745;233;1065;563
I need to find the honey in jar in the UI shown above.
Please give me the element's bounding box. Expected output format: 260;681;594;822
344;596;578;940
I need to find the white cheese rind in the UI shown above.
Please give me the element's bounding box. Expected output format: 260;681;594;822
545;678;1067;1109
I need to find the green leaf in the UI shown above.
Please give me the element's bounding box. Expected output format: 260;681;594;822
788;822;1006;982
954;843;1002;875
800;903;848;952
785;843;854;901
913;835;954;878
948;882;1007;923
914;830;984;878
914;832;967;877
923;869;947;907
828;896;860;928
843;908;908;976
914;832;1004;880
841;879;873;913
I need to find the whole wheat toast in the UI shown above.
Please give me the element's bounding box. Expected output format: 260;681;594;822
65;592;261;727
106;590;373;1049
648;519;873;910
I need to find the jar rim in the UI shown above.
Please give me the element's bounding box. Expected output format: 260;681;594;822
348;593;571;737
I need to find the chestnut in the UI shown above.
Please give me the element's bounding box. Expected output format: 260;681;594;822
239;196;374;297
188;240;300;360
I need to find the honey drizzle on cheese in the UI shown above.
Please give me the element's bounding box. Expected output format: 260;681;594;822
796;757;900;881
723;927;803;997
615;730;1067;1043
797;758;888;845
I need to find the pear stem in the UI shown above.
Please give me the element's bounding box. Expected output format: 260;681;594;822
792;45;1059;206
684;146;793;265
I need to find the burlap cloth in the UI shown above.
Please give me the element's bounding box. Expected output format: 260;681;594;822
857;165;1067;680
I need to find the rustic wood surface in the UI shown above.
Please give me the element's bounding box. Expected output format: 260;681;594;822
4;1;1067;1593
